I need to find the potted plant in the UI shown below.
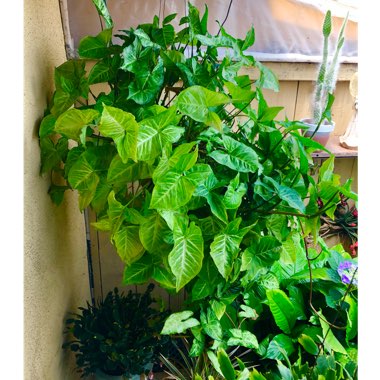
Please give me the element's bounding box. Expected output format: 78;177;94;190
301;10;348;146
63;285;171;379
40;0;357;376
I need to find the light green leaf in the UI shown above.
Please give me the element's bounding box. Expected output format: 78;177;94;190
113;225;145;265
255;61;279;92
150;170;196;210
54;109;99;141
266;289;296;334
227;329;259;349
99;105;138;162
209;135;262;173
168;222;204;291
107;155;152;190
238;305;259;319
223;175;247;209
217;349;235;380
210;218;249;279
137;107;183;160
68;150;99;211
346;295;358;341
298;334;319;355
91;218;110;232
139;212;171;253
175;85;230;123
242;236;282;270
206;192;228;224
201;307;223;341
161;311;200;335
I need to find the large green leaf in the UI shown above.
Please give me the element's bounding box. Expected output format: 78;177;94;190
152;266;176;291
39;114;56;138
191;257;220;301
266;289;296;334
227;329;259;349
223;174;247;209
78;28;112;58
54;109;99;141
209;135;263;173
122;254;154;284
99;105;138;162
241;236;282;270
150;170;196;210
175;85;230;124
107;155;152;190
210;218;251;279
113;225;145;265
139;212;171;253
68;150;100;210
88;60;112;85
161;311;200;335
168;221;204;291
51;60;88;116
128;60;165;105
201;307;223;341
137;107;183;160
152;142;197;182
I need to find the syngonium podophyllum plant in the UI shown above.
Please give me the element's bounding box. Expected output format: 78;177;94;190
39;1;358;377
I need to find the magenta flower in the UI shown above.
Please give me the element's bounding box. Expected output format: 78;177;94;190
337;261;358;286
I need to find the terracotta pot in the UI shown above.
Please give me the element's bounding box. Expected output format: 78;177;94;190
301;118;335;147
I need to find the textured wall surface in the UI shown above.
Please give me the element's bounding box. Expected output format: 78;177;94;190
24;0;90;379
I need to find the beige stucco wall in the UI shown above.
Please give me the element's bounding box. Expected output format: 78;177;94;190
24;0;90;379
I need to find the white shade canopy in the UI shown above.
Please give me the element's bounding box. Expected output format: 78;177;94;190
65;0;358;62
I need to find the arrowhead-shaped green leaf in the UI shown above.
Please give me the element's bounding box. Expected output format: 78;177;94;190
137;107;183;160
139;212;171;253
209;135;262;173
161;311;200;335
211;219;252;279
55;109;99;141
99;105;138;162
113;225;145;265
169;221;204;291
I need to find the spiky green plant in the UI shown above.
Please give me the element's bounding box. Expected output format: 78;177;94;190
312;11;348;126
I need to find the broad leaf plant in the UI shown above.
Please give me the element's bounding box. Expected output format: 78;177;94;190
40;1;358;377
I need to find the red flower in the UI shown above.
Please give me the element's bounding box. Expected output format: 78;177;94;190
352;208;358;218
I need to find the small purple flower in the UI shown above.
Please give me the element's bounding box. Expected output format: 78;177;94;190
337;261;358;286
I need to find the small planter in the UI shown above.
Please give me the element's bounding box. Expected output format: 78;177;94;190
301;118;335;147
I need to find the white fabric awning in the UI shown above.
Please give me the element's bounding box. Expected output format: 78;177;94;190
65;0;358;62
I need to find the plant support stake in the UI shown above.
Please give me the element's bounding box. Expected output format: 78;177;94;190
84;208;95;306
